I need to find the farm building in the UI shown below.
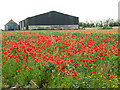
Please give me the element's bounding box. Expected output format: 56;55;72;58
5;19;19;30
19;11;79;30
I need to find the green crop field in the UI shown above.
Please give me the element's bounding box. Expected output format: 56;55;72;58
1;29;119;89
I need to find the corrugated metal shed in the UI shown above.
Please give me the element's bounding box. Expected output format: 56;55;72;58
19;11;79;30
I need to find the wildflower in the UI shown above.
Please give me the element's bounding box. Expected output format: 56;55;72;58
5;57;8;61
29;67;32;69
89;65;92;67
17;70;20;72
106;63;108;66
62;69;65;71
76;67;78;68
115;53;118;56
25;60;29;62
51;50;53;52
69;69;73;72
73;63;77;66
41;64;45;66
23;55;26;60
69;76;72;78
73;72;78;76
65;71;69;74
15;58;19;62
104;53;107;56
84;63;87;67
4;51;7;55
78;63;82;65
109;75;114;79
82;67;85;68
24;65;27;67
59;52;62;54
93;65;96;67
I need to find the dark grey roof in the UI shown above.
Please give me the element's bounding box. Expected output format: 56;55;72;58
27;11;78;19
5;19;18;25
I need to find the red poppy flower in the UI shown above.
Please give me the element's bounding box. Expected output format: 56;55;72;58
89;56;92;58
62;69;65;71
3;61;5;64
73;72;78;76
25;60;29;62
41;64;45;66
84;63;87;67
29;67;32;69
51;50;53;52
73;63;77;66
115;53;118;56
82;67;85;68
5;57;8;61
69;69;73;72
104;53;107;56
92;71;95;73
24;65;27;67
17;70;20;72
59;52;62;54
23;55;26;60
4;51;7;55
89;65;92;67
109;75;114;78
93;65;96;67
106;63;108;66
76;67;78;68
88;61;92;64
101;57;104;59
78;63;82;65
65;71;69;74
69;76;72;78
15;58;19;62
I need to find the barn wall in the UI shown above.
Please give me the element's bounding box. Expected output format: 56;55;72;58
5;25;19;30
19;21;22;30
5;25;8;30
28;25;79;30
19;21;26;30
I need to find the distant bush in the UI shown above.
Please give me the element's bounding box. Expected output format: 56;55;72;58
102;26;113;29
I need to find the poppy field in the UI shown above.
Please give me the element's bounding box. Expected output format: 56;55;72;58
1;29;119;88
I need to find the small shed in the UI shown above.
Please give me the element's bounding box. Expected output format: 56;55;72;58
5;19;19;30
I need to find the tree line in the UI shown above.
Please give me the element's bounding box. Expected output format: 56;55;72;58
79;19;120;29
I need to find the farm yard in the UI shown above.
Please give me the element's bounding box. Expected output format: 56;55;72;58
1;28;119;89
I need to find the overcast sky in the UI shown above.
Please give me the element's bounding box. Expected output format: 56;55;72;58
0;0;119;29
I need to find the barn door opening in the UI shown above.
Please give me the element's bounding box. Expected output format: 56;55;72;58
8;25;17;30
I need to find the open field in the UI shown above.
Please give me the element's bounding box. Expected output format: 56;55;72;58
1;28;119;89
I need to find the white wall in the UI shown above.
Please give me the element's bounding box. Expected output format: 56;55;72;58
28;25;79;30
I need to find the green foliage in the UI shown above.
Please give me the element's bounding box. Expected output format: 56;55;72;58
102;26;113;29
2;31;118;89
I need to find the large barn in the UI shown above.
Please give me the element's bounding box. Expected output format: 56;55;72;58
19;11;79;30
5;19;19;30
